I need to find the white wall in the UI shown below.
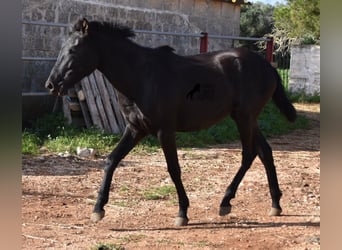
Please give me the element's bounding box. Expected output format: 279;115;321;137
289;45;320;95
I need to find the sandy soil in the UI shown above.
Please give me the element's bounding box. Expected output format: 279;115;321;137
22;103;320;249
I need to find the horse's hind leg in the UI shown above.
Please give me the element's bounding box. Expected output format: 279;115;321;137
158;130;189;226
255;128;282;216
219;118;257;216
92;126;146;223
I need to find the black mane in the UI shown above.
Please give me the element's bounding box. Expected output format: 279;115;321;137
74;20;136;39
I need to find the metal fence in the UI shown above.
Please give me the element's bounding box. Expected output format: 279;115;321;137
274;52;291;90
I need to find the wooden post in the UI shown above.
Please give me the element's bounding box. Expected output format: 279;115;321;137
200;32;208;53
266;37;274;63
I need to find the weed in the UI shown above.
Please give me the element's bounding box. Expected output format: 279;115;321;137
142;185;176;200
22;131;41;155
290;93;320;103
119;234;146;243
91;243;125;250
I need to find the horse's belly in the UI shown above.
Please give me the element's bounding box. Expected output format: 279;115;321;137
176;105;231;132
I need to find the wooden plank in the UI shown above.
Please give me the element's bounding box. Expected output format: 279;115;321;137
81;76;103;130
62;96;72;125
75;82;92;129
87;73;112;133
93;70;121;134
102;74;126;132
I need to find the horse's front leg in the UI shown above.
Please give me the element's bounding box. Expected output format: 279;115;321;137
91;126;145;222
158;130;190;226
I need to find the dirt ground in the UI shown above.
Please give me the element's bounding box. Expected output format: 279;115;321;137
22;103;320;250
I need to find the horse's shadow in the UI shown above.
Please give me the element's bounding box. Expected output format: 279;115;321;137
110;218;320;232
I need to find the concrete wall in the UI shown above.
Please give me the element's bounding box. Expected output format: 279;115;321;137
22;0;241;121
289;45;320;96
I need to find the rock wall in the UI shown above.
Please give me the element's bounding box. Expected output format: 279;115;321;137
22;0;241;93
289;45;320;96
22;0;241;121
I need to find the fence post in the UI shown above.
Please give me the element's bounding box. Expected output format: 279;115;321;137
200;32;208;53
266;37;274;63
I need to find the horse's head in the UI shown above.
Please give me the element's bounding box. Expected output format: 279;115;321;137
45;18;98;95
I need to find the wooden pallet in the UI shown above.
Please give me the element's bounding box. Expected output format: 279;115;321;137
63;70;126;134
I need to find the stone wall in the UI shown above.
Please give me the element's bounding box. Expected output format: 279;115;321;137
22;0;241;93
289;45;320;96
22;0;241;121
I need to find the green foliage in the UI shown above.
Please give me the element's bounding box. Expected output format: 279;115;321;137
30;112;66;139
289;93;320;103
240;3;274;37
22;131;41;155
22;101;310;155
240;3;275;50
277;68;289;89
44;127;121;155
272;0;320;52
288;0;320;41
258;101;308;137
23;112;121;155
176;118;239;147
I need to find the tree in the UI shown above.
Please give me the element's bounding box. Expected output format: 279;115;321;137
272;0;320;53
240;3;274;38
240;2;275;51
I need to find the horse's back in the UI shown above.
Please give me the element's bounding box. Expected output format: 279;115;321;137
175;48;279;130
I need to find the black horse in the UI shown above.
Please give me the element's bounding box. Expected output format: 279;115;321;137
45;19;297;226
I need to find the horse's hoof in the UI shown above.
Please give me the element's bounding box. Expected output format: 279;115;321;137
175;217;189;226
269;207;282;216
219;206;232;216
91;210;105;223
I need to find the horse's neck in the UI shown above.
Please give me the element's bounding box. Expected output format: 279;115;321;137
97;40;146;99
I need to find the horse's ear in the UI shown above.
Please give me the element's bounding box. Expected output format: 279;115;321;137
74;18;89;33
81;18;89;33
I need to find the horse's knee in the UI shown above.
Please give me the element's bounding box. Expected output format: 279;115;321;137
103;157;118;174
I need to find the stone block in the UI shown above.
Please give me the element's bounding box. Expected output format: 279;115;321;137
194;0;209;16
180;0;195;14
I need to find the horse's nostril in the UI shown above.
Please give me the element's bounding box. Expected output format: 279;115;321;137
45;81;54;90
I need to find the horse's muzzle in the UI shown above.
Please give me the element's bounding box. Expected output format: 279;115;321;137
45;80;61;96
45;80;55;91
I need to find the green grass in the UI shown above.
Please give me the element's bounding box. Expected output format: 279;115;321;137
290;93;320;103
22;131;41;155
91;243;125;250
277;68;289;90
22;100;311;155
142;185;176;200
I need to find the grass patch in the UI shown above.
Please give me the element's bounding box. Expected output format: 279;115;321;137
290;93;320;103
119;234;146;243
257;101;309;137
22;100;311;155
22;131;41;155
91;243;125;250
142;185;176;200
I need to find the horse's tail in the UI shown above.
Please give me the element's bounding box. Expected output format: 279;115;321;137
272;68;297;122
